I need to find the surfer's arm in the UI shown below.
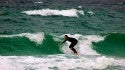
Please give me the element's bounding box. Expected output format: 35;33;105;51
61;40;66;45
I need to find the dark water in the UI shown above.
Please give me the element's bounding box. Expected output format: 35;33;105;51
0;0;125;35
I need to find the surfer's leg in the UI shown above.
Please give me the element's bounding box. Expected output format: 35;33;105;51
70;47;78;54
69;43;77;54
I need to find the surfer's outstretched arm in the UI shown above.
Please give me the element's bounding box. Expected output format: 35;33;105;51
61;40;66;45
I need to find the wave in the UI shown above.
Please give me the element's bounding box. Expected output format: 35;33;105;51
93;33;125;57
0;33;104;55
0;33;104;56
22;8;84;17
0;33;62;55
0;33;125;57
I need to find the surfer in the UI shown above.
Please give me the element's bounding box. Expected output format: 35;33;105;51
61;35;78;54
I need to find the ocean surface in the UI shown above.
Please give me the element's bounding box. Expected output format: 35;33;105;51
0;0;125;70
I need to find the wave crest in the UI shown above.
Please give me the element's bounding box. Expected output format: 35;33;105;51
0;32;44;44
22;9;84;17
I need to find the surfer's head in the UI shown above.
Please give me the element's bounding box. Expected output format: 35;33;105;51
64;35;68;39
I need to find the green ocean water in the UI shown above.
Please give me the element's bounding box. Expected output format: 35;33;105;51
0;0;125;70
0;34;62;55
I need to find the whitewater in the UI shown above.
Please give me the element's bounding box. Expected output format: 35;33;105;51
1;55;125;70
22;9;85;17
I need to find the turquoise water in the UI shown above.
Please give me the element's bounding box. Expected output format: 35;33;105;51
93;33;125;57
0;34;62;55
0;0;125;70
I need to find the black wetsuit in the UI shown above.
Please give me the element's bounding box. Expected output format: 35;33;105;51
67;37;78;48
61;36;78;54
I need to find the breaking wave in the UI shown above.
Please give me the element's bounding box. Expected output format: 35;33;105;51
22;8;84;17
0;33;125;57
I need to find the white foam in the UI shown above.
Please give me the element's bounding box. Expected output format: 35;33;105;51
19;33;44;45
34;2;43;4
78;5;82;8
0;55;124;70
0;57;24;70
88;11;95;15
60;34;104;55
22;9;84;17
83;56;115;69
0;33;44;45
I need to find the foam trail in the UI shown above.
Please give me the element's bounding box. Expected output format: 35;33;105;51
59;34;104;55
0;33;44;44
22;9;84;17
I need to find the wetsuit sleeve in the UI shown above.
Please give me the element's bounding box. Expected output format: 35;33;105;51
61;40;66;44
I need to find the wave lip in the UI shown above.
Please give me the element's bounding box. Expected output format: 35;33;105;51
0;32;44;44
19;33;44;45
22;8;84;17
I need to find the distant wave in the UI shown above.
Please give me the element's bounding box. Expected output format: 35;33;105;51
22;9;85;17
34;2;43;4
